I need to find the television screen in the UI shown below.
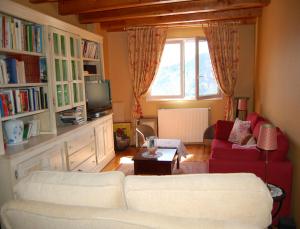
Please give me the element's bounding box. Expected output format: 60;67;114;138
85;80;112;112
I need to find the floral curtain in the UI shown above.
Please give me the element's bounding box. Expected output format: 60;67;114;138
127;27;167;119
203;22;240;120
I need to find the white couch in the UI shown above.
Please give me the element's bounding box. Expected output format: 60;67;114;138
1;171;273;229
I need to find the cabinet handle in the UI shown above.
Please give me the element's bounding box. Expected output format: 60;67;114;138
15;170;19;180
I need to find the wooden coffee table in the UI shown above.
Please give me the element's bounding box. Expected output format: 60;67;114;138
133;148;179;175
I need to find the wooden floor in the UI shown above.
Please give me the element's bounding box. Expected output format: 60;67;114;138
102;144;211;172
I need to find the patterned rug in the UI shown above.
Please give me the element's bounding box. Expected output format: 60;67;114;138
116;161;208;176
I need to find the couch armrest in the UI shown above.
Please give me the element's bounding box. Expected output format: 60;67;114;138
1;200;260;229
215;120;234;140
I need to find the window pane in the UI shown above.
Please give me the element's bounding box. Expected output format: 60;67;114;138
184;40;195;99
198;41;218;96
150;43;181;96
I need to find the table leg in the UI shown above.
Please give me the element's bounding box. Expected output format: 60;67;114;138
177;154;180;169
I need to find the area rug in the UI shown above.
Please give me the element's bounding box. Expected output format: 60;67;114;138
116;161;208;176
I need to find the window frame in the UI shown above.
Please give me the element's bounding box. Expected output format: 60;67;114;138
147;37;221;101
196;37;221;100
148;39;185;100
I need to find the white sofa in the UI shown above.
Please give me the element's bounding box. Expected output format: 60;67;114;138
1;171;273;229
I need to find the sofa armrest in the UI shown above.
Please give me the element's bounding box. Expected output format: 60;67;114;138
1;200;260;229
215;120;234;140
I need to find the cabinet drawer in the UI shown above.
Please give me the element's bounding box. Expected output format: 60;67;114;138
66;129;95;155
68;142;95;170
74;155;98;172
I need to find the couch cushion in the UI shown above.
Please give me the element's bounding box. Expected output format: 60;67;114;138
124;173;272;228
215;120;234;140
212;139;261;161
14;171;126;209
246;112;260;132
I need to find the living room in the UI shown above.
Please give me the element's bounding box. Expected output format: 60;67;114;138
0;0;299;228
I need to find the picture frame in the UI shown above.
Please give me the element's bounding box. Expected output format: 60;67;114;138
113;122;131;139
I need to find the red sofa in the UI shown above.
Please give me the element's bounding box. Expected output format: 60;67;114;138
209;112;293;223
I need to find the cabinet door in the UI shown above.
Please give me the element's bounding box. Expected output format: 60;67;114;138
104;119;114;154
15;144;65;180
70;36;85;106
42;145;66;171
95;124;105;163
49;28;72;111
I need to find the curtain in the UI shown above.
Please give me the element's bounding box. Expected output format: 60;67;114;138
203;22;240;121
127;27;167;119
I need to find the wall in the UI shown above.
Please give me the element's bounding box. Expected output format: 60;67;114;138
108;25;255;124
255;0;300;225
11;0;85;29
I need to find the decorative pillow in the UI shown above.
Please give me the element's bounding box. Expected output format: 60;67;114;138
228;118;251;144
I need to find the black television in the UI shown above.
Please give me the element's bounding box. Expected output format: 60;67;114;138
85;80;112;117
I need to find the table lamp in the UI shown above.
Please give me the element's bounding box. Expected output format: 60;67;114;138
257;123;278;185
235;97;249;120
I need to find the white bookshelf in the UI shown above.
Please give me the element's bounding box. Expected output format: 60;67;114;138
0;83;47;88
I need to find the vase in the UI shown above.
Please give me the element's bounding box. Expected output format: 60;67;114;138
4;119;24;145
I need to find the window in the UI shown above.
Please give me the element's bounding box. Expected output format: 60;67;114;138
148;38;219;100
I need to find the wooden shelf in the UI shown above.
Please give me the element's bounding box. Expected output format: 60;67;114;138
0;48;44;57
84;73;101;77
1;109;48;122
0;83;48;88
82;57;100;62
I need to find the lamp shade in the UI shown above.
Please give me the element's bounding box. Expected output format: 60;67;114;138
257;124;278;151
238;98;248;111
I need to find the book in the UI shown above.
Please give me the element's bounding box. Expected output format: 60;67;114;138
0;59;8;84
14;18;22;51
23;122;33;140
0;90;15;115
19;89;29;112
39;57;47;82
5;58;18;83
13;89;22;113
0;15;2;48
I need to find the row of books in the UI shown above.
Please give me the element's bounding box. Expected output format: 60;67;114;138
59;106;85;125
0;57;47;84
0;87;48;117
82;40;99;59
0;14;43;53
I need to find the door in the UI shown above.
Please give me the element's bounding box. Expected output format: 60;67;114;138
103;119;114;155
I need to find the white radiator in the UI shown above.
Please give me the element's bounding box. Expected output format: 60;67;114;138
158;108;209;143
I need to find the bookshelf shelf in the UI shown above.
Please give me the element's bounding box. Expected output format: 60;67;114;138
0;48;44;57
83;57;100;62
1;109;48;121
84;73;101;77
0;83;47;88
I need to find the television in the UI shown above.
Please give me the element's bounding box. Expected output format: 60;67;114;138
85;80;112;117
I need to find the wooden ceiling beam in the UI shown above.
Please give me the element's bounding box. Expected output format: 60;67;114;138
79;0;269;24
59;0;192;15
30;0;57;3
100;8;261;31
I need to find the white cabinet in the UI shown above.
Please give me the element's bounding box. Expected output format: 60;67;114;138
65;129;97;172
94;117;115;170
14;143;65;181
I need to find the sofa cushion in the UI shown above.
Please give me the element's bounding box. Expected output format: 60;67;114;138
246;112;260;132
212;139;261;161
124;173;272;228
215;120;234;140
14;171;126;209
